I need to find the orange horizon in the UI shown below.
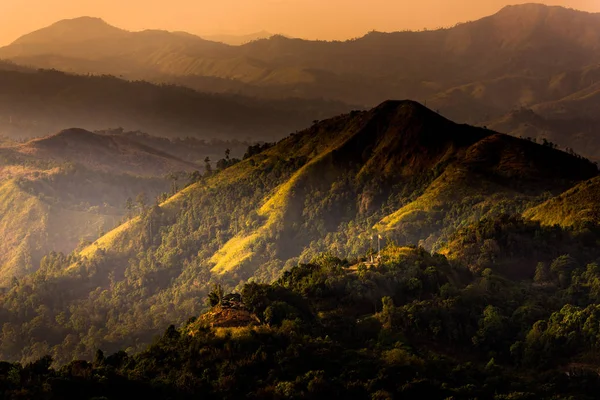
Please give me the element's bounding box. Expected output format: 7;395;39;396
1;0;599;46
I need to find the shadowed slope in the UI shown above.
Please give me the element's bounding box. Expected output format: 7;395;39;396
17;128;198;176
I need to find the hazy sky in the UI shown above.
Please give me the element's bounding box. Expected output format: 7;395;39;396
1;0;600;45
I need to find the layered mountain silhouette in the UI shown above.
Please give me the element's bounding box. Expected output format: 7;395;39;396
0;64;353;140
0;101;597;362
202;31;276;45
3;5;600;100
2;4;599;158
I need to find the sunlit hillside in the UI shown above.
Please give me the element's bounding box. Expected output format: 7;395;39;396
0;100;597;365
0;129;199;285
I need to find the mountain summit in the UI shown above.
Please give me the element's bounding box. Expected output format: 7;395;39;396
12;17;126;46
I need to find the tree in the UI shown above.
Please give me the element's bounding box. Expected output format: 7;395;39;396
550;255;579;287
204;157;212;175
534;262;551;283
472;305;510;352
216;158;228;171
125;197;134;217
380;296;396;329
207;283;224;307
168;173;179;194
136;192;148;213
93;349;105;366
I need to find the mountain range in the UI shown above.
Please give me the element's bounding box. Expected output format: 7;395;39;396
0;60;352;141
2;4;600;160
2;4;600;396
202;31;277;45
0;100;598;364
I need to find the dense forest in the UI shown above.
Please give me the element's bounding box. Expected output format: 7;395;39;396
4;243;600;398
0;101;598;381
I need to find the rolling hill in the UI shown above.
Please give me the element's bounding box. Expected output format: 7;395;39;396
0;100;597;364
0;64;354;141
0;129;200;286
523;176;600;227
15;128;198;176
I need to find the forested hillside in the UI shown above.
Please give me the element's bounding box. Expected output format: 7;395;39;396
4;244;600;398
0;129;202;286
0;100;597;366
0;64;353;141
2;2;600;398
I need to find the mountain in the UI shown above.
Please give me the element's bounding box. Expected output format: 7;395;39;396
488;108;600;161
11;17;127;48
0;66;354;141
524;176;600;227
484;64;600;162
427;62;600;123
0;129;200;286
3;5;600;159
202;31;276;45
16;128;198;176
1;16;225;64
3;5;600;106
0;100;597;364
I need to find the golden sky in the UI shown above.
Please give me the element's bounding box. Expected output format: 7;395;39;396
1;0;599;45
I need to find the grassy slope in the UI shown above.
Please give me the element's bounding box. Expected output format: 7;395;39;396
73;101;598;283
0;180;118;285
523;176;600;227
0;128;205;285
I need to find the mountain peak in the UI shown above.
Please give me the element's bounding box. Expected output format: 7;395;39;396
55;16;110;25
20;128;198;176
494;2;596;18
12;16;126;46
373;99;439;116
29;128;110;148
367;100;454;132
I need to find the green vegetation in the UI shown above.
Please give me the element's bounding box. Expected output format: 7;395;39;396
4;246;600;398
524;176;600;228
0;129;207;285
0;100;598;398
0;100;597;367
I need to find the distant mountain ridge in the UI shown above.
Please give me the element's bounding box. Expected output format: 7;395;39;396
3;5;599;100
0;65;354;141
16;128;198;176
3;4;600;159
202;31;277;45
12;17;127;46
